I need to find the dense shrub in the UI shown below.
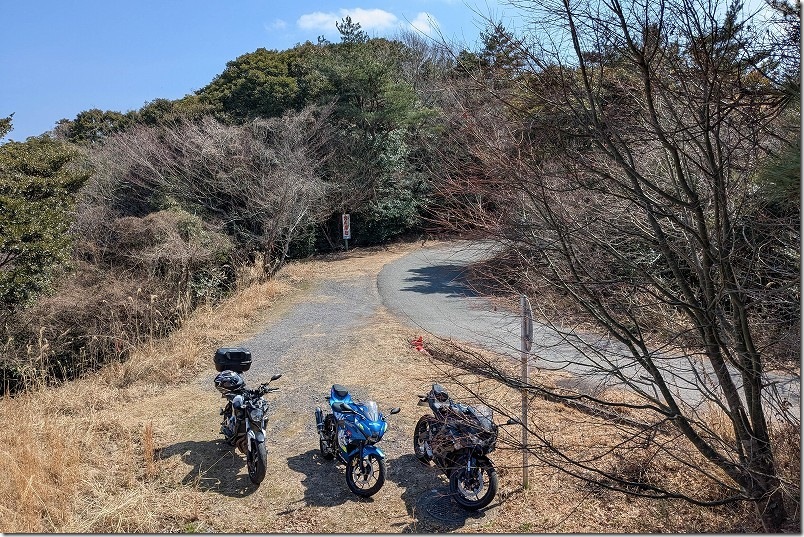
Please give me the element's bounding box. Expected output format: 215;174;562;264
0;209;234;394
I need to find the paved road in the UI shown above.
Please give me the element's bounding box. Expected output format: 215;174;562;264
192;253;500;531
202;273;384;408
377;241;525;356
377;241;800;418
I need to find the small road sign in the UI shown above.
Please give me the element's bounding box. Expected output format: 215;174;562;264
342;213;351;240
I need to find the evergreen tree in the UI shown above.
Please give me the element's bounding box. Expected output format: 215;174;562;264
0;135;89;317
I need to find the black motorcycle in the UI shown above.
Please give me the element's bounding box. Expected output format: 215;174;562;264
213;347;281;485
413;383;508;510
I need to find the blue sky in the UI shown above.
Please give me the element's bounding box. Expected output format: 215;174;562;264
1;1;512;142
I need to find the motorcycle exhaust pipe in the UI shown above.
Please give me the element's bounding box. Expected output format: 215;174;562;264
315;407;325;432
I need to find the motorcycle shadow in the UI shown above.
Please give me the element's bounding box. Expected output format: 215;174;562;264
158;439;258;498
285;448;375;507
387;454;496;533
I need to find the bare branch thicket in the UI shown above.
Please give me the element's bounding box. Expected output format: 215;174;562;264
395;28;457;103
427;0;800;531
88;105;335;276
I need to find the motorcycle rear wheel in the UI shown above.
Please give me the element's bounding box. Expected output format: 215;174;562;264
449;456;498;510
319;414;335;461
413;416;435;464
247;442;267;485
345;452;386;497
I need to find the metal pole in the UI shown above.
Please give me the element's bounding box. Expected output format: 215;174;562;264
520;294;530;489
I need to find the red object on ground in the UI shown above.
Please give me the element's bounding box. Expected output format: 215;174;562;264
410;335;430;356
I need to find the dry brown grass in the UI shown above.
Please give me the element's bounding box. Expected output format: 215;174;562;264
416;341;799;533
0;240;793;533
0;252;308;532
0;243;417;533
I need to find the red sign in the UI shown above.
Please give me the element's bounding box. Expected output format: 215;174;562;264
342;213;351;240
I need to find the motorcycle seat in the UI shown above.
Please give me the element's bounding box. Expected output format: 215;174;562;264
332;384;350;399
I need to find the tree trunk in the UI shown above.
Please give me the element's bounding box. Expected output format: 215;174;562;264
746;442;788;532
756;487;787;533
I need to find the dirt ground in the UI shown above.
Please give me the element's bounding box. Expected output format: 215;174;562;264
0;241;771;533
130;243;509;533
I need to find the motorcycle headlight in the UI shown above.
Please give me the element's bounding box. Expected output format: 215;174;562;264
249;407;264;422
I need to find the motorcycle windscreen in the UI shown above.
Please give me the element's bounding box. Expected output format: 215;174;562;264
466;404;494;431
356;401;381;422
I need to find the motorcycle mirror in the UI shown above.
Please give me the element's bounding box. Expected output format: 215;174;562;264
332;402;355;413
389;407;401;415
270;374;282;381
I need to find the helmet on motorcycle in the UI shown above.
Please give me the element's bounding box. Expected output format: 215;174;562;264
432;384;449;402
214;370;245;393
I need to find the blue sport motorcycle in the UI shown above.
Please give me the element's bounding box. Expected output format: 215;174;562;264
315;384;400;497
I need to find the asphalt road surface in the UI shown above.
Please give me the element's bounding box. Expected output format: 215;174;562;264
377;241;800;418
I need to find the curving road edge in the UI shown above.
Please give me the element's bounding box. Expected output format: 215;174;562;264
377;240;800;418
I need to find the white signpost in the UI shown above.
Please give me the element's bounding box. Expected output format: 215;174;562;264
520;294;533;488
342;213;351;250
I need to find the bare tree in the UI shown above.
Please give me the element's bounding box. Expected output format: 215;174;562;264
90;105;334;275
429;0;800;531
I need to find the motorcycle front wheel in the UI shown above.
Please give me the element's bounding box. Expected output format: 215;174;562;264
449;456;498;510
413;416;434;464
247;441;267;485
345;452;386;497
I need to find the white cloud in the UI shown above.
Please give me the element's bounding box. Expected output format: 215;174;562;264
345;8;399;30
297;8;399;33
269;18;288;30
297;11;337;31
409;12;439;36
297;7;444;38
